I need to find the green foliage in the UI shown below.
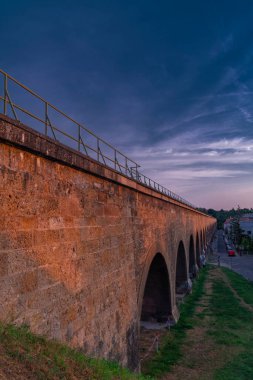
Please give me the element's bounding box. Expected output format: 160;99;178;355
240;236;253;253
198;207;253;230
229;217;242;246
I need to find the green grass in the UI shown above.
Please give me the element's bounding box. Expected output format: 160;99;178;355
144;266;253;379
222;267;253;306
215;351;253;380
208;278;252;346
143;266;209;378
0;323;151;380
209;268;253;379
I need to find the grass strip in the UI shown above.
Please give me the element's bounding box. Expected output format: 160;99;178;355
207;270;253;379
143;266;209;378
0;323;150;380
215;350;253;380
222;267;253;306
208;277;252;345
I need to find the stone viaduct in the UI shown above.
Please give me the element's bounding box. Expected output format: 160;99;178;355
0;114;216;369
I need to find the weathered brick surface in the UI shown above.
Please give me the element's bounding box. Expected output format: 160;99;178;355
0;115;216;369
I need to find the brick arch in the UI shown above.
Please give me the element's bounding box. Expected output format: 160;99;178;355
203;229;205;249
137;248;172;321
139;253;172;323
200;230;204;252
175;241;188;293
188;234;196;278
196;231;201;267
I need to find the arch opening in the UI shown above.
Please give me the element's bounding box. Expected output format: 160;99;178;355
196;233;200;267
200;231;204;253
189;235;196;279
204;228;207;248
141;253;171;324
176;241;188;297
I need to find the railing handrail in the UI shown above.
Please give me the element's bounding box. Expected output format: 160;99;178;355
0;68;195;208
0;68;138;166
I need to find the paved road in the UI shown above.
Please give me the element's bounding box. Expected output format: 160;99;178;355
210;230;253;282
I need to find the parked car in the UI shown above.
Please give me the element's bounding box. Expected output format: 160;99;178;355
228;249;236;257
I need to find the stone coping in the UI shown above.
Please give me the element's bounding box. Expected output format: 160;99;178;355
0;113;213;218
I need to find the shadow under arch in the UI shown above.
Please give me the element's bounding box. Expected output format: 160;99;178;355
175;241;188;295
200;230;204;252
204;227;207;248
196;232;200;267
189;235;196;279
140;253;172;323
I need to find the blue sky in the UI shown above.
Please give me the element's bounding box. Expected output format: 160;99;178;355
1;0;253;209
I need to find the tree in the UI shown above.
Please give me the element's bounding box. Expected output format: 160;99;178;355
230;206;243;247
241;236;253;254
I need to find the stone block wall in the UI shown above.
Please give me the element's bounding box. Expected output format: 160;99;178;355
0;115;216;369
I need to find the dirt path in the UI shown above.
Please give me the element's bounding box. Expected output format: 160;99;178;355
161;268;239;380
217;269;253;313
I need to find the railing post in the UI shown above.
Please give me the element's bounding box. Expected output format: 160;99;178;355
115;150;117;170
45;102;48;136
4;73;7;115
78;125;81;151
97;138;100;162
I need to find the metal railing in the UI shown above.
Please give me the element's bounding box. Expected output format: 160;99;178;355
0;68;195;208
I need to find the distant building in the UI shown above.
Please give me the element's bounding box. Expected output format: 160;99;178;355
224;217;233;234
239;213;253;238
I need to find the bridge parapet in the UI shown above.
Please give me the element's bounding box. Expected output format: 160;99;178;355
0;68;194;207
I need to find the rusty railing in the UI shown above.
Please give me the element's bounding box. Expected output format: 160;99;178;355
0;68;195;208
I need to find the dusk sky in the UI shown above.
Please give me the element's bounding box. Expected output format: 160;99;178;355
1;1;253;209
